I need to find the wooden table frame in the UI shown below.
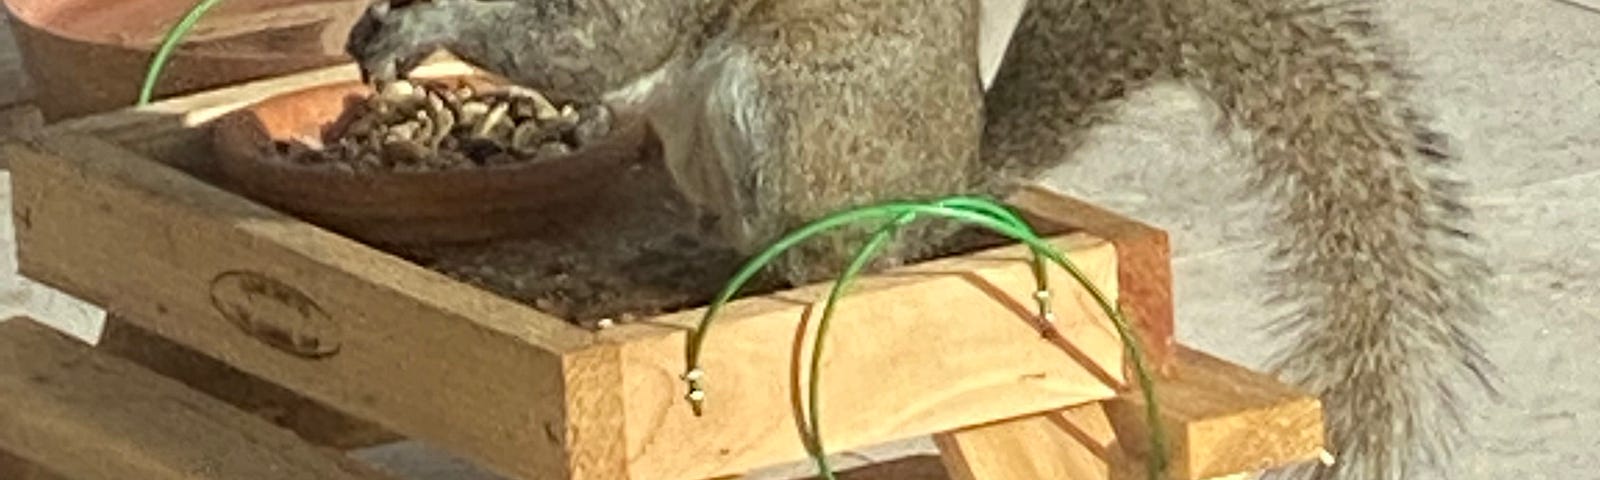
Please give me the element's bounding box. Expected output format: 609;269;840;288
1;58;1327;479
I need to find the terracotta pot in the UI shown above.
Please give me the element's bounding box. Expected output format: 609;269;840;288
4;0;364;121
208;75;657;246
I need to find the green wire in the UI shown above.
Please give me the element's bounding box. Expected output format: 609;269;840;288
131;3;1157;477
679;198;1030;477
801;203;1027;480
682;201;932;389
933;197;1054;317
685;197;1168;480
801;211;918;480
132;3;1159;470
138;0;229;105
682;197;1034;378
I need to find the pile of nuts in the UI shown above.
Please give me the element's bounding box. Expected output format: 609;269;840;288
277;79;615;172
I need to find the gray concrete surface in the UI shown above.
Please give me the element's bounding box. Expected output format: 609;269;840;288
2;0;1596;478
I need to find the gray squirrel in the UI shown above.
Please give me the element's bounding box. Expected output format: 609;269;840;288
344;0;1498;478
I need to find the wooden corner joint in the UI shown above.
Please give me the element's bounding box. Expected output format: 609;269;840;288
1103;347;1326;479
936;347;1325;480
1004;184;1177;379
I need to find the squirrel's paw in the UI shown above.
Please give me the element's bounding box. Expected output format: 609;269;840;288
344;1;452;84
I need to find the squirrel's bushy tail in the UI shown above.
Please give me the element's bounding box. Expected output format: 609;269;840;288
979;0;1498;478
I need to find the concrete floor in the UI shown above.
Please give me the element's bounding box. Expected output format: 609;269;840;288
2;0;1597;478
1042;1;1600;477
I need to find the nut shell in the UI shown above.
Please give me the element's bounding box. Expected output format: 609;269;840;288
273;78;617;172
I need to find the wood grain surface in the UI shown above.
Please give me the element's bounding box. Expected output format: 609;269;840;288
936;346;1325;480
0;317;394;479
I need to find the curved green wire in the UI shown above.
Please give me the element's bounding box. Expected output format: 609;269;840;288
683;201;936;388
800;211;918;480
796;199;1037;480
933;197;1054;314
799;203;1025;480
139;0;230;105
136;3;1159;471
799;202;1025;479
820;204;1167;480
682;197;1032;379
685;197;1169;480
680;198;1038;477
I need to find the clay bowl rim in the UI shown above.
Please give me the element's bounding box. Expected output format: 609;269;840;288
207;73;655;216
209;74;651;180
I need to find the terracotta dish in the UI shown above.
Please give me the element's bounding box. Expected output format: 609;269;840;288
5;0;360;120
208;75;656;246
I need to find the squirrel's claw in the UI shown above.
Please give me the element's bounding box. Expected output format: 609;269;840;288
345;1;432;85
358;57;400;85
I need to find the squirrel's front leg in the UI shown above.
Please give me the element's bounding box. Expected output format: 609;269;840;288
345;0;706;103
344;0;479;84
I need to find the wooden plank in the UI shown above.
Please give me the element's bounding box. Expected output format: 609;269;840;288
936;403;1131;480
934;346;1326;480
925;184;1184;480
560;342;631;479
0;317;393;479
17;58;1174;479
5;133;596;480
1009;184;1176;376
1105;347;1326;479
96;314;401;450
6;130;1141;480
604;232;1127;479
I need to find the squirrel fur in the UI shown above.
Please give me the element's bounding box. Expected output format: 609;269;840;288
344;0;1499;478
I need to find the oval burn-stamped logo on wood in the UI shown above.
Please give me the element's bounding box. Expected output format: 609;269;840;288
209;270;342;359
